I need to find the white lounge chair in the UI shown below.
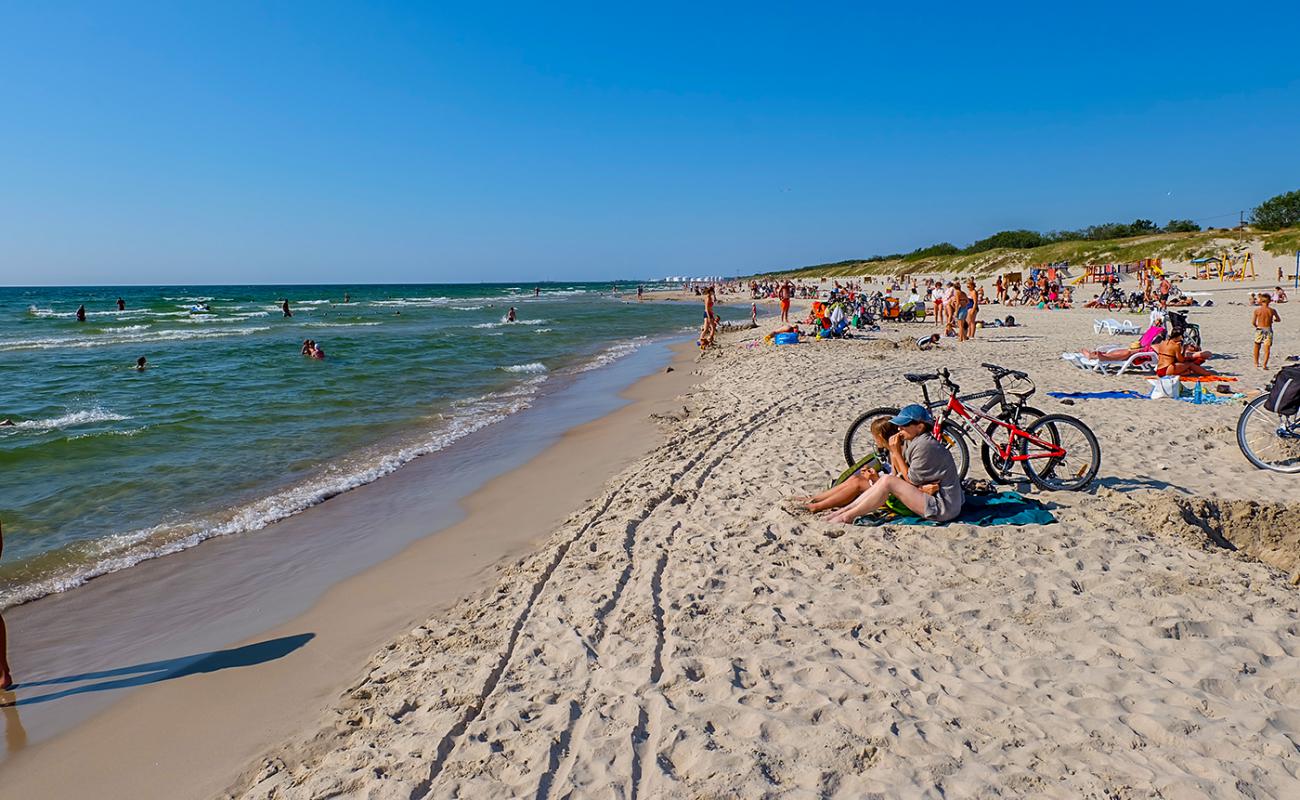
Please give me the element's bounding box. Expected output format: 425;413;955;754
1061;350;1156;375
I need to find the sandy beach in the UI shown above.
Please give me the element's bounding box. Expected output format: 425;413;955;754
179;274;1300;798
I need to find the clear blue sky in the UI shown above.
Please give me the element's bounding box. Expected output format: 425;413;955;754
2;2;1297;285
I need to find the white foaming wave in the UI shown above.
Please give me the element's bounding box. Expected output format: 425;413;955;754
27;306;59;317
368;297;450;308
0;378;548;609
452;305;484;311
535;328;553;333
296;299;332;305
571;336;650;373
501;362;547;373
0;326;271;351
8;408;130;431
109;324;152;333
163;296;214;301
473;318;548;329
304;322;382;328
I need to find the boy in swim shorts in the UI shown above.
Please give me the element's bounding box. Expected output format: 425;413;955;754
1254;293;1281;370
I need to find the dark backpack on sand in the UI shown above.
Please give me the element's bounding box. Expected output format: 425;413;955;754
1265;365;1300;416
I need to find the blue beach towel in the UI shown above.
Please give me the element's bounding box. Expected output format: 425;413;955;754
854;491;1056;527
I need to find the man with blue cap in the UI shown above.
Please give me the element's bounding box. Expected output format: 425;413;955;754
826;403;964;523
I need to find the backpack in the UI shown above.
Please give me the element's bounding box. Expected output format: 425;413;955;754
1265;365;1300;416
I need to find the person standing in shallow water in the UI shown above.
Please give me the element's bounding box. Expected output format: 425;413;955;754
281;299;292;318
0;521;13;690
116;297;125;311
76;304;86;322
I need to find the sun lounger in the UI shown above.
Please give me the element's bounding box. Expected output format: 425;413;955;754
1061;351;1156;375
1092;319;1142;336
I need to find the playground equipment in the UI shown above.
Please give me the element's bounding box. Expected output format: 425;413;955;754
1192;252;1256;281
1069;258;1163;286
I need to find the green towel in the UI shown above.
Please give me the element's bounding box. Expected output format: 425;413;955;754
854;491;1056;527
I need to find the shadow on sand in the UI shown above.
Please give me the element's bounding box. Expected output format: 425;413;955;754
1;633;314;708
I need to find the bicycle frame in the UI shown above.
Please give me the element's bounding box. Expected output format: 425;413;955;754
937;393;1064;463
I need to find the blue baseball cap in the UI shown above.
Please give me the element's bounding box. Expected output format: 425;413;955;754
889;404;933;426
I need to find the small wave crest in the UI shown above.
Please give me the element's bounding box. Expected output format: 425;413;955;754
501;362;548;374
6;408;130;431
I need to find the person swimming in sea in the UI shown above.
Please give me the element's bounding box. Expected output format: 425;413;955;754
135;356;147;371
310;342;326;359
507;307;517;322
301;339;315;356
76;304;87;322
117;297;126;311
281;299;292;318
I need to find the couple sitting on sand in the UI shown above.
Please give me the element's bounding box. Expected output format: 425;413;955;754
799;405;963;524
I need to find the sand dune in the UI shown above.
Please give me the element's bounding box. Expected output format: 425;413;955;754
229;279;1300;798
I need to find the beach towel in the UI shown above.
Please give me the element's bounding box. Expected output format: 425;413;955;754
854;491;1056;527
1047;390;1146;400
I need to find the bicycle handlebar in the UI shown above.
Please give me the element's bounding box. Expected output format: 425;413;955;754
980;362;1029;380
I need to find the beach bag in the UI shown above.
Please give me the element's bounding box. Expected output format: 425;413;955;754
1148;375;1182;399
1265;365;1300;416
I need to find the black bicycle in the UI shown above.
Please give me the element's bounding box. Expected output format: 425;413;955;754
843;363;1049;483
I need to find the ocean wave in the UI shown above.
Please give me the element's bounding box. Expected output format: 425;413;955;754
0;326;271;351
163;296;214;302
535;328;553;333
473;318;549;329
303;322;382;328
501;362;548;373
6;408;130;431
452;305;484;311
0;381;547;609
571;336;649;373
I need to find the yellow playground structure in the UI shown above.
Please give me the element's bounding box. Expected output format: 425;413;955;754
1192;252;1256;281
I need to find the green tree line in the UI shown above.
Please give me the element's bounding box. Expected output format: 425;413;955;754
878;188;1298;261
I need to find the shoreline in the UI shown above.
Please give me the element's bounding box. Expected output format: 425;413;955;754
0;335;705;798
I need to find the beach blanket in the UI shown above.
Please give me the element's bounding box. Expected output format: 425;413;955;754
854;491;1056;527
1047;390;1146;400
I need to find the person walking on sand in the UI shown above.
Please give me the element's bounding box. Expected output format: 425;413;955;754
1;521;13;690
751;302;757;326
1254;293;1281;370
637;285;644;301
703;286;715;324
281;299;292;318
778;281;791;324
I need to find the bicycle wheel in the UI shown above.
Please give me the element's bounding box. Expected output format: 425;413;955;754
1019;414;1100;491
979;405;1048;483
940;422;971;481
1237;395;1300;473
843;406;897;466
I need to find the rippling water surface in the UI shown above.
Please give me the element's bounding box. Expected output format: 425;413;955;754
0;282;714;606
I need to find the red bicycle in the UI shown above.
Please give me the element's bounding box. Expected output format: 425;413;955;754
928;367;1102;491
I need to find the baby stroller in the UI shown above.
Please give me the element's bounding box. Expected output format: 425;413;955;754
1164;310;1201;351
899;301;927;322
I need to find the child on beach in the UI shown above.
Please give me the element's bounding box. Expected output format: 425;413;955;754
825;405;964;524
1254;294;1281;370
798;418;898;512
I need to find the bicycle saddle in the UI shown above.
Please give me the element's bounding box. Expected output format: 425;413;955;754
904;372;938;383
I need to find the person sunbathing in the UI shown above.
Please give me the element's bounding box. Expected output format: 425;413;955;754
825;405;964;524
1154;329;1213;377
1081;324;1164;361
798;419;899;512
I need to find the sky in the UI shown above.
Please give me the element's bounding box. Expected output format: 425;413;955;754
1;2;1298;285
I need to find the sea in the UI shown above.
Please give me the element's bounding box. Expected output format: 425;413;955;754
0;282;722;609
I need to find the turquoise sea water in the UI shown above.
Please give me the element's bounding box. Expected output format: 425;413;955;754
0;283;718;607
